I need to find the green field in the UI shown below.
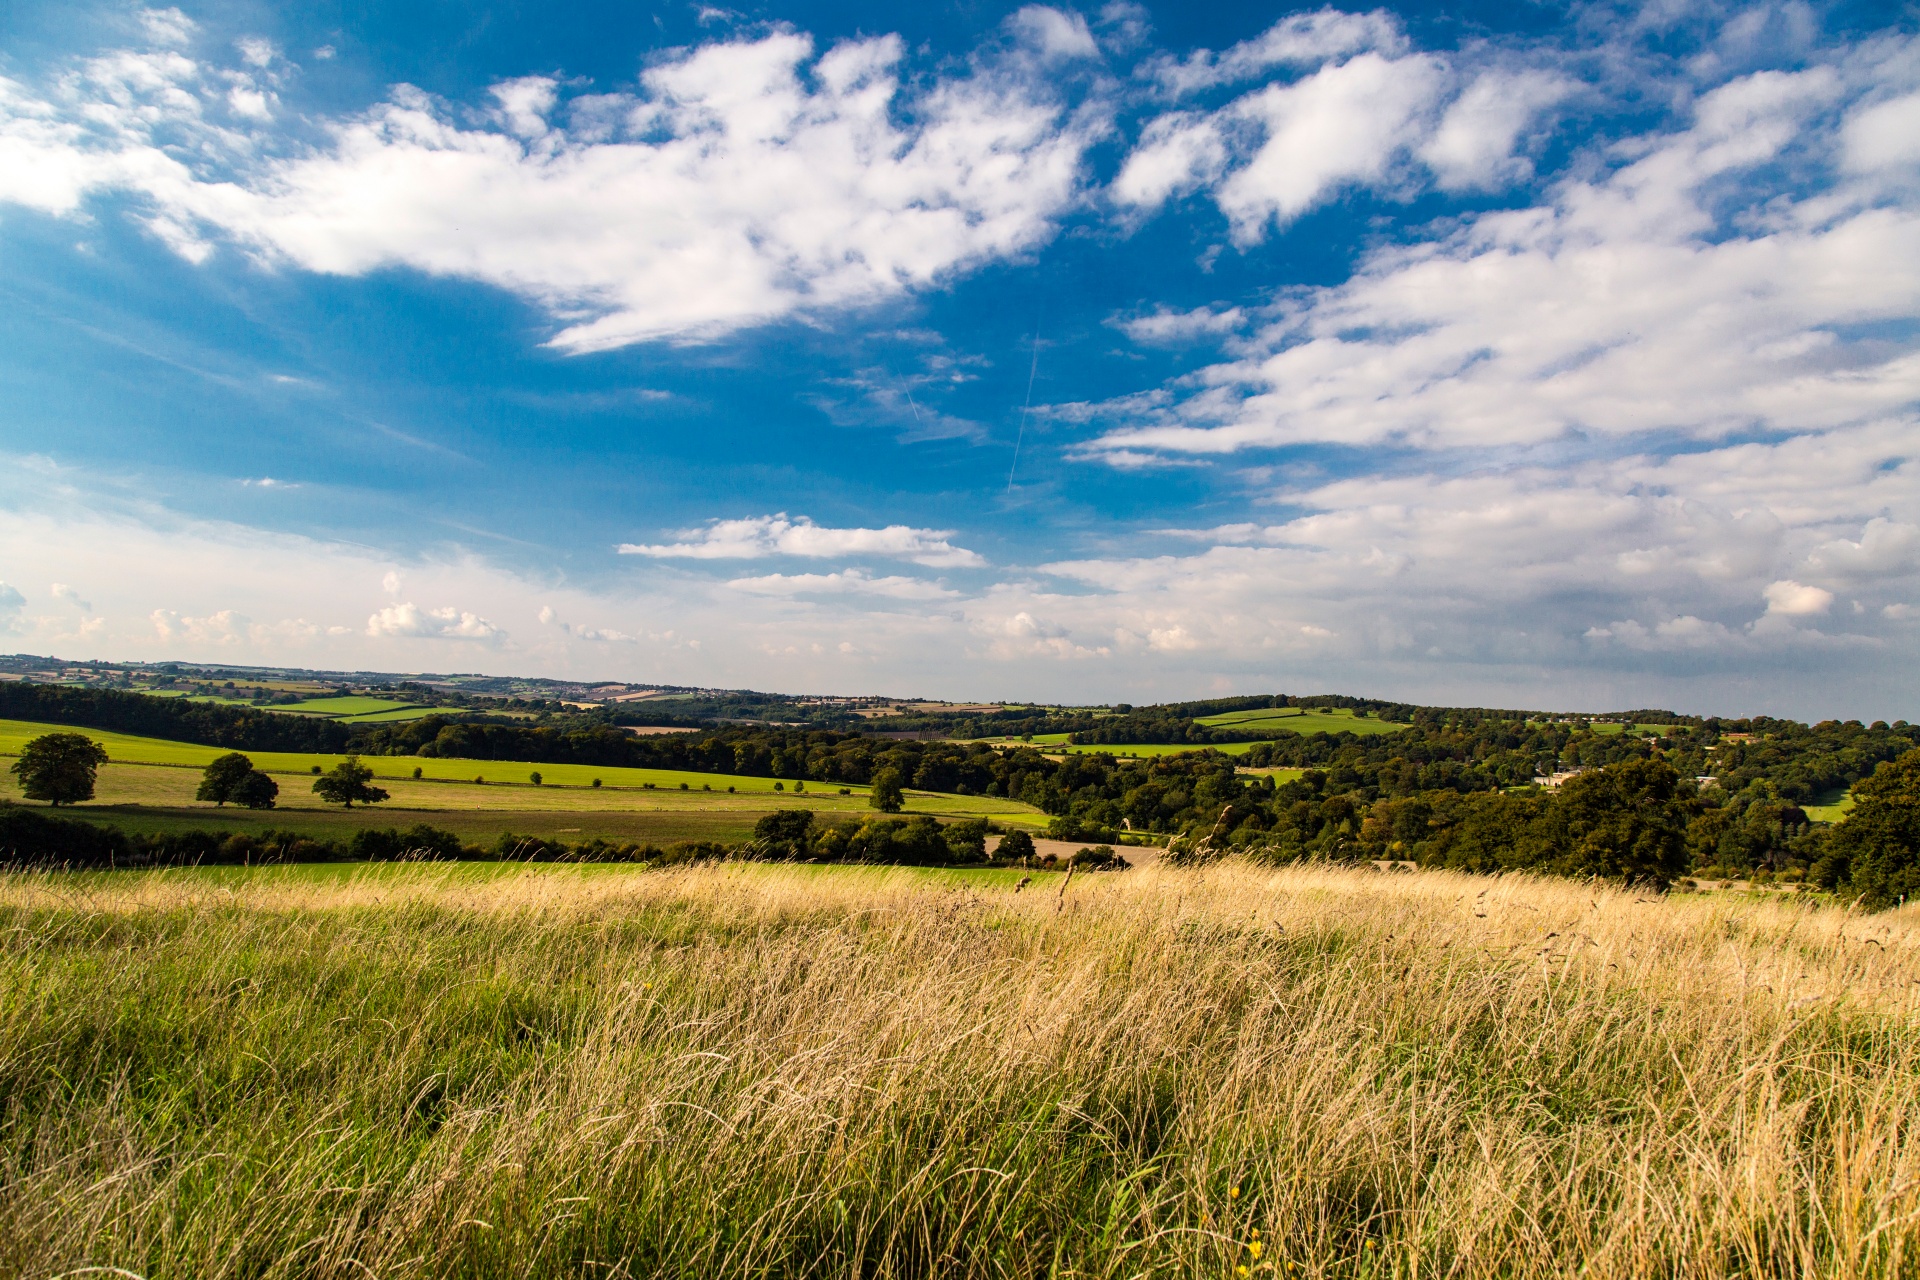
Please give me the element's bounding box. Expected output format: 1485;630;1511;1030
1587;722;1677;737
271;695;441;721
0;718;1050;838
1;861;1909;1277
1805;789;1856;823
1195;707;1405;736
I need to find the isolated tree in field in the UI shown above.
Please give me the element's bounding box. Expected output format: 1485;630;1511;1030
1823;749;1920;910
231;769;279;810
196;753;257;805
869;768;905;814
996;829;1036;861
11;732;108;805
312;758;390;809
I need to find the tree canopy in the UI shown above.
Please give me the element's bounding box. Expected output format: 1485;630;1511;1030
311;759;390;809
10;732;108;806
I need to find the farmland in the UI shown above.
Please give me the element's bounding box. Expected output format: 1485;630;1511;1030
4;858;1917;1277
1194;705;1405;736
0;718;1050;845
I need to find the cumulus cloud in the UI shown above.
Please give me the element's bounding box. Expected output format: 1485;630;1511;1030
619;514;984;568
1145;8;1407;96
1843;91;1920;173
1088;63;1920;457
1420;70;1572;191
50;582;92;612
0;17;1101;350
366;602;502;641
1763;580;1834;616
151;607;250;644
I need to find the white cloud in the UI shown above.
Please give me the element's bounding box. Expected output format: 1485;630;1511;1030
726;569;959;600
1763;579;1833;616
366;602;502;641
1008;7;1099;62
1420;70;1572;191
1114;304;1245;344
1842;91;1920;173
1088;64;1920;458
1214;52;1445;239
0;26;1099;350
1110;111;1228;210
138;8;196;47
151;607;250;645
1147;8;1406;96
619;514;985;568
1808;519;1920;579
50;582;92;612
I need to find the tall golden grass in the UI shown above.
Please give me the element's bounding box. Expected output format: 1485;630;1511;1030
2;861;1918;1278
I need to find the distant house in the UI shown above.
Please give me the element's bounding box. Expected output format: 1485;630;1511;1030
1533;768;1588;789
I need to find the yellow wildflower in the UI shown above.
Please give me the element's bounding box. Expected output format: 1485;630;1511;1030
1248;1241;1264;1261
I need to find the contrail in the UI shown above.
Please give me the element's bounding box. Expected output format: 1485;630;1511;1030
1006;327;1040;493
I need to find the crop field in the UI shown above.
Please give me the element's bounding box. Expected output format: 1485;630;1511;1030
0;719;1049;842
3;859;1917;1278
1195;707;1405;736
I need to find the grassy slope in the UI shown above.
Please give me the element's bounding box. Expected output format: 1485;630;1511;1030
0;719;1051;839
1;861;1914;1278
1195;707;1406;736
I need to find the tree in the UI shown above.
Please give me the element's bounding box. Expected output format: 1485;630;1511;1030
312;758;390;809
869;768;905;814
231;769;279;810
1534;758;1692;888
753;809;814;858
1824;749;1920;910
196;752;257;805
996;829;1036;861
11;732;108;805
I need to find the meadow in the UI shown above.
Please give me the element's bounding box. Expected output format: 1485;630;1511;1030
1;859;1916;1278
0;718;1050;844
1194;707;1406;737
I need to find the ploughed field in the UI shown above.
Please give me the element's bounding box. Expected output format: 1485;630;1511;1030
2;860;1916;1278
0;718;1049;844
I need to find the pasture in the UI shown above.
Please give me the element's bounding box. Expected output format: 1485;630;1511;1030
1194;706;1405;736
0;718;1051;844
2;859;1916;1277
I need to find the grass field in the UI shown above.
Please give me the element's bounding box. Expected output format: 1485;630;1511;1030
1806;789;1857;823
2;859;1916;1278
0;719;1051;838
1195;707;1405;736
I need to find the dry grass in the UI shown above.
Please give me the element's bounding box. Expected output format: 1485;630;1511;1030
2;860;1918;1278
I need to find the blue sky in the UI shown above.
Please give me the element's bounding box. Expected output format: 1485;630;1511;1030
0;0;1916;716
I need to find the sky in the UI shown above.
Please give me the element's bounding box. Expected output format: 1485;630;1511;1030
0;0;1916;717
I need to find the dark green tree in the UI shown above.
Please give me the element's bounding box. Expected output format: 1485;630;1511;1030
1534;758;1693;887
1823;749;1920;910
869;768;906;814
311;758;390;809
10;732;108;805
196;752;257;805
996;829;1036;861
231;769;279;810
752;809;814;857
